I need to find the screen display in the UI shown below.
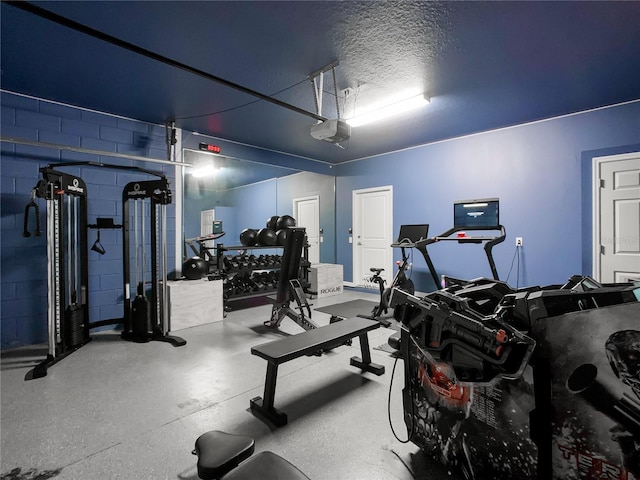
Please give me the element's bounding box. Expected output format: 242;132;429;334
453;198;499;229
396;224;429;243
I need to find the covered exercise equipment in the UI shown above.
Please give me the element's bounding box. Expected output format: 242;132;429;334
390;277;640;479
121;178;185;346
264;228;318;331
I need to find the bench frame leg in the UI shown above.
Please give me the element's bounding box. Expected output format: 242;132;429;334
350;333;385;375
250;361;288;426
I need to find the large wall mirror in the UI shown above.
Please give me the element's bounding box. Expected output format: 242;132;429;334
182;149;336;264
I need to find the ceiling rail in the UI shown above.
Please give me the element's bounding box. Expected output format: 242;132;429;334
5;1;328;123
1;136;191;167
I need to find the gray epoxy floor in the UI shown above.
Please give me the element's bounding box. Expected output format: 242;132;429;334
1;289;463;480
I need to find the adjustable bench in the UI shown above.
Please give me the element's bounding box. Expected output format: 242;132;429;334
250;316;385;426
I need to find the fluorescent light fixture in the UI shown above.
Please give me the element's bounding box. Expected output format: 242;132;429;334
191;164;218;178
346;92;429;127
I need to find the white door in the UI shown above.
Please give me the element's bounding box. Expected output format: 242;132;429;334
353;186;393;287
594;152;640;283
294;196;320;264
200;209;215;250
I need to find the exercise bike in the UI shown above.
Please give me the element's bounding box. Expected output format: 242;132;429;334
367;250;415;323
365;224;430;325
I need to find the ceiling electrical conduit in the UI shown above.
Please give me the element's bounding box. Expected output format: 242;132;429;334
5;1;328;124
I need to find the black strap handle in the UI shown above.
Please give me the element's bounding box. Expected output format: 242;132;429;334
23;189;41;237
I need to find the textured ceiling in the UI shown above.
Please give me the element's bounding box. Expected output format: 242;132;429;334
2;1;639;164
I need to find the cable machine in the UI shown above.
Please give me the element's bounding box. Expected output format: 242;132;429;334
27;162;185;380
31;167;90;379
121;178;185;346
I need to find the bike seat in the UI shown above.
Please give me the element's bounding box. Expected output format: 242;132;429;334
193;431;310;480
194;431;255;479
369;268;384;274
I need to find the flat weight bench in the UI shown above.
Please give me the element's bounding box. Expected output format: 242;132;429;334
193;430;311;479
250;316;385;426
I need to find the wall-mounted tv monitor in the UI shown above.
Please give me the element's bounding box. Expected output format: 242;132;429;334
453;198;500;229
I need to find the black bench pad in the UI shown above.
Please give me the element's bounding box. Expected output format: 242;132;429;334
251;316;380;362
194;431;255;479
222;451;311;480
250;317;385;426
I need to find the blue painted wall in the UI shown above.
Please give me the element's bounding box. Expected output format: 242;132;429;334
335;101;640;291
3;90;638;349
1;92;176;348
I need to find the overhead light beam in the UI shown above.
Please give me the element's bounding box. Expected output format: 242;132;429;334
346;93;430;127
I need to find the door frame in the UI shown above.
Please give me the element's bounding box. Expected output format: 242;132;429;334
200;208;215;250
592;151;639;281
293;194;320;263
352;185;393;286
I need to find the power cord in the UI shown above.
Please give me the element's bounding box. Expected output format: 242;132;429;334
173;78;309;120
516;245;521;289
505;245;521;288
387;349;415;444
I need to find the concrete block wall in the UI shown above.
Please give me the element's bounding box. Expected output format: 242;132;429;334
1;91;177;349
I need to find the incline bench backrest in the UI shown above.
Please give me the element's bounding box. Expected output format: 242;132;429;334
275;227;306;304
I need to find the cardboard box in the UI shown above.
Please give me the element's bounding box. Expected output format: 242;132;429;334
309;263;343;297
167;278;223;330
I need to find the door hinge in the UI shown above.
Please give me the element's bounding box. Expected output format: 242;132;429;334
600;179;605;188
601;245;605;255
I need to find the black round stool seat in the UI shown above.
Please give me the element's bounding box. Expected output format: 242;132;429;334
222;451;311;480
387;332;401;350
194;431;255;479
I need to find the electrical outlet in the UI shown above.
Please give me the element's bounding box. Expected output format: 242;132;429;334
516;237;523;247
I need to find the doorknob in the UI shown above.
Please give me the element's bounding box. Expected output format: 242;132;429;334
357;242;362;245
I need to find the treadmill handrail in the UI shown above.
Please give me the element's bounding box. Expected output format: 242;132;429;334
416;225;506;246
416;225;506;287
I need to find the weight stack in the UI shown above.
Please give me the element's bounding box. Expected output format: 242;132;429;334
64;304;85;348
131;295;153;340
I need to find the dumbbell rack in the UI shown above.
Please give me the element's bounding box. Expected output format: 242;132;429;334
215;244;311;312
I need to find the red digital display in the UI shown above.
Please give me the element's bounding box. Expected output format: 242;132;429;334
198;142;221;154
